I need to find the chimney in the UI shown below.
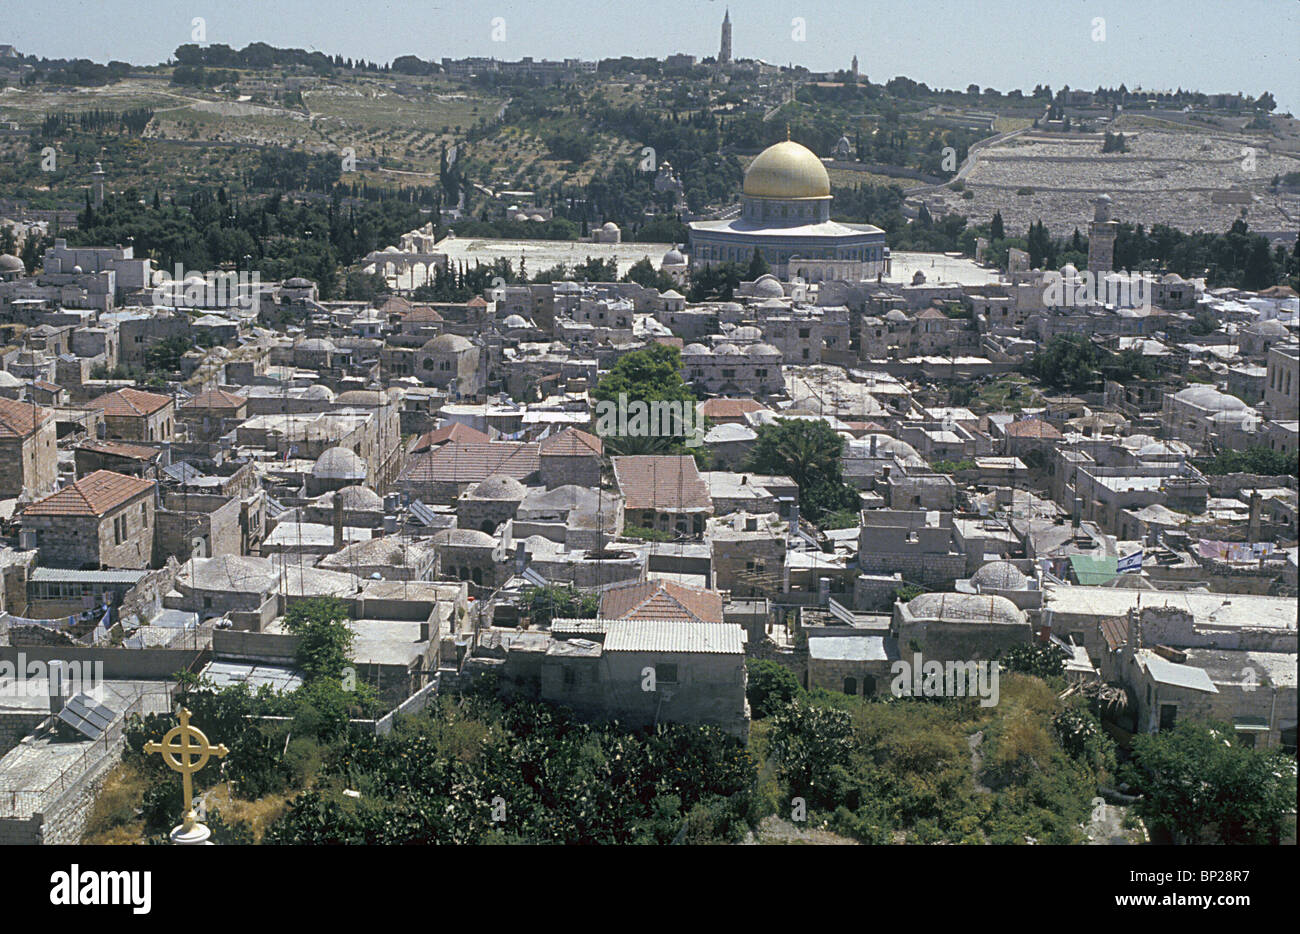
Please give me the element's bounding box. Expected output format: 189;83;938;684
1247;491;1262;543
48;660;68;716
514;541;527;575
817;577;830;605
332;492;345;550
1072;497;1082;530
870;434;878;456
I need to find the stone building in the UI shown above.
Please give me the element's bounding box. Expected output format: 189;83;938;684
457;474;530;535
307;446;369;496
431;528;501;591
18;470;156;569
893;591;1033;662
681;341;784;397
0;397;57;499
538;619;749;739
88;387;175;442
1263;342;1298;419
706;511;787;594
857;509;967;591
152;491;242;565
178;389;248;442
613;455;713;537
416;333;483;396
538;428;602;489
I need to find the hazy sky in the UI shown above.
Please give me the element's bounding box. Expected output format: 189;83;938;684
6;0;1298;113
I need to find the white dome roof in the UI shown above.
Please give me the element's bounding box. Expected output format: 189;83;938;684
905;592;1026;626
970;561;1029;591
662;248;686;266
423;333;474;352
467;474;527;500
312;446;367;479
752;274;784;298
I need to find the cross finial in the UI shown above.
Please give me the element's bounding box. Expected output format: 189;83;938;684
143;706;228;833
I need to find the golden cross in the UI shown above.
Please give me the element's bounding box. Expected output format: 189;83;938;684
144;707;228;832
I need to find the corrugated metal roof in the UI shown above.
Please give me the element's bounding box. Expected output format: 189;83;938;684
603;619;745;654
1141;652;1218;694
29;567;148;584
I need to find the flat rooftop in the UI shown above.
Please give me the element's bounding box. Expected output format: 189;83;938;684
1044;585;1298;630
435;236;675;279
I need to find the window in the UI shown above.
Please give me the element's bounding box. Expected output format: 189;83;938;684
655;663;679;684
1158;704;1177;731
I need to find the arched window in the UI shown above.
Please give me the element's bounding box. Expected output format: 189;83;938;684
843;676;857;695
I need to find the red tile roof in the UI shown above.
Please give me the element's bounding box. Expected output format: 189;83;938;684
612;456;711;511
90;387;172;418
410;422;491;453
403;305;445;323
540;427;602;457
77;440;160;461
20;470;154;517
1005;418;1063;439
698;398;766;421
400;441;540;484
0;397;52;439
182;389;247;410
599;579;724;624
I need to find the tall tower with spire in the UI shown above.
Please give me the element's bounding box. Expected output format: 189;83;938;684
851;55;859;80
719;9;732;65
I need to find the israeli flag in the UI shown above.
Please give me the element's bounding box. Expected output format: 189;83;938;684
1117;550;1143;573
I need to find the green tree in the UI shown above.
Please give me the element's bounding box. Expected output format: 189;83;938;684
745;247;769;280
522;585;598;628
1198;445;1296;477
1023;335;1102;391
746;659;800;718
591;344;698;455
1122;722;1297;844
768;701;855;807
282;597;355;683
621;257;676;292
747;419;859;523
998;642;1066;679
990;210;1004;241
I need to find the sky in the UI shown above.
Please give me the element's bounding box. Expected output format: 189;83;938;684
5;0;1298;113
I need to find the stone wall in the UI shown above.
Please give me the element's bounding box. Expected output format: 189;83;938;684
0;712;47;757
859;552;967;591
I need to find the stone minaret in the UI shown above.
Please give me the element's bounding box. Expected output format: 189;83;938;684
719;8;732;65
1087;194;1118;274
91;161;105;208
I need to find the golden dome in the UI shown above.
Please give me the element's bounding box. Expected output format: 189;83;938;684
743;140;831;199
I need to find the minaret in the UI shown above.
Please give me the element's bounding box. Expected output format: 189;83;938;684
719;9;732;65
851;55;859;80
1087;194;1117;274
91;161;105;208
